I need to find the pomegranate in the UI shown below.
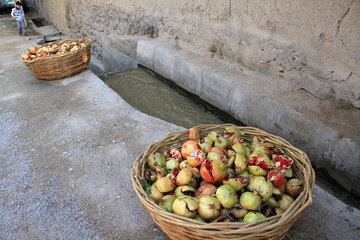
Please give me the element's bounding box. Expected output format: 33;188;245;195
251;136;265;147
147;152;166;170
175;186;195;197
28;46;38;54
214;136;230;149
166;158;179;170
232;143;246;155
149;184;164;201
223;176;248;191
266;197;279;208
275;208;285;215
232;135;244;145
172;196;199;218
237;170;249;178
253;143;274;156
243;212;266;223
278;194;294;211
195;183;217;199
145;169;158;182
210;216;231;223
230;203;248;219
176;168;193;186
207;151;222;162
207;131;218;142
198;196;221;220
247;176;273;201
194;215;207;223
155;177;175;193
181;140;199;159
286;178;303;198
169;147;182;160
187;149;206;167
240;192;261;210
216;185;238;209
188;127;201;140
248;152;271;176
227;149;236;158
272;154;293;172
179;160;190;169
199;141;212;153
21;53;30;60
211;147;227;159
190;167;201;179
169;168;180;183
272;188;283;201
188;177;198;189
267;169;285;187
234;153;247;175
200;159;227;184
159;195;176;213
226;168;235;179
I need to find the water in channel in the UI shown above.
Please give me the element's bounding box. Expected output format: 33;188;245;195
99;66;242;129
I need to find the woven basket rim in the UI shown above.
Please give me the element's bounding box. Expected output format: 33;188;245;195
131;123;315;239
21;38;91;63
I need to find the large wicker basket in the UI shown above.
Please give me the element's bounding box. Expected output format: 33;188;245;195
131;124;315;240
22;38;91;80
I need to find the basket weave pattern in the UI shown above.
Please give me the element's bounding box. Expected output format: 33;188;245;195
131;124;315;240
22;38;91;80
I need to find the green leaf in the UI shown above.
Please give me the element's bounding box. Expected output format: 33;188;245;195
141;181;152;195
239;130;246;136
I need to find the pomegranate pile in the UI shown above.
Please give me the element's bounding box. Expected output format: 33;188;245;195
20;41;86;61
142;127;304;223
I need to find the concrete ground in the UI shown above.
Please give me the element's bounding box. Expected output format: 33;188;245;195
0;14;360;240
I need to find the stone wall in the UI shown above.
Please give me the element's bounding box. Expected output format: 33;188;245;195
38;0;360;109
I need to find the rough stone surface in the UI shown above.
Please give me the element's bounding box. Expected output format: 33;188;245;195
0;15;360;240
38;0;360;109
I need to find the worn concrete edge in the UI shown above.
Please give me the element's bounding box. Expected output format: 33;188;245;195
135;39;360;196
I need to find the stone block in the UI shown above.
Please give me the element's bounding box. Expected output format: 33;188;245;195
136;40;155;69
173;54;202;93
153;46;177;80
199;68;238;111
103;47;137;73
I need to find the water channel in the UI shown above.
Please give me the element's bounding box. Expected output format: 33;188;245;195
99;66;243;129
99;66;360;209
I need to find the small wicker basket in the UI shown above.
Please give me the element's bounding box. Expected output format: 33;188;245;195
131;124;315;240
22;38;91;80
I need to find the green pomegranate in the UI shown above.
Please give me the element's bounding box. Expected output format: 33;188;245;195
149;183;164;201
230;203;248;219
240;192;261;210
279;194;294;211
247;176;273;202
176;168;193;186
223;176;248;192
166;158;179;170
215;185;238;209
148;152;166;170
207;151;222;162
172;196;199;218
243;212;266;223
159;195;176;213
207;131;218;142
194;215;207;223
214;136;230;149
155;177;175;193
234;153;247;175
198;195;221;220
175;186;196;197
